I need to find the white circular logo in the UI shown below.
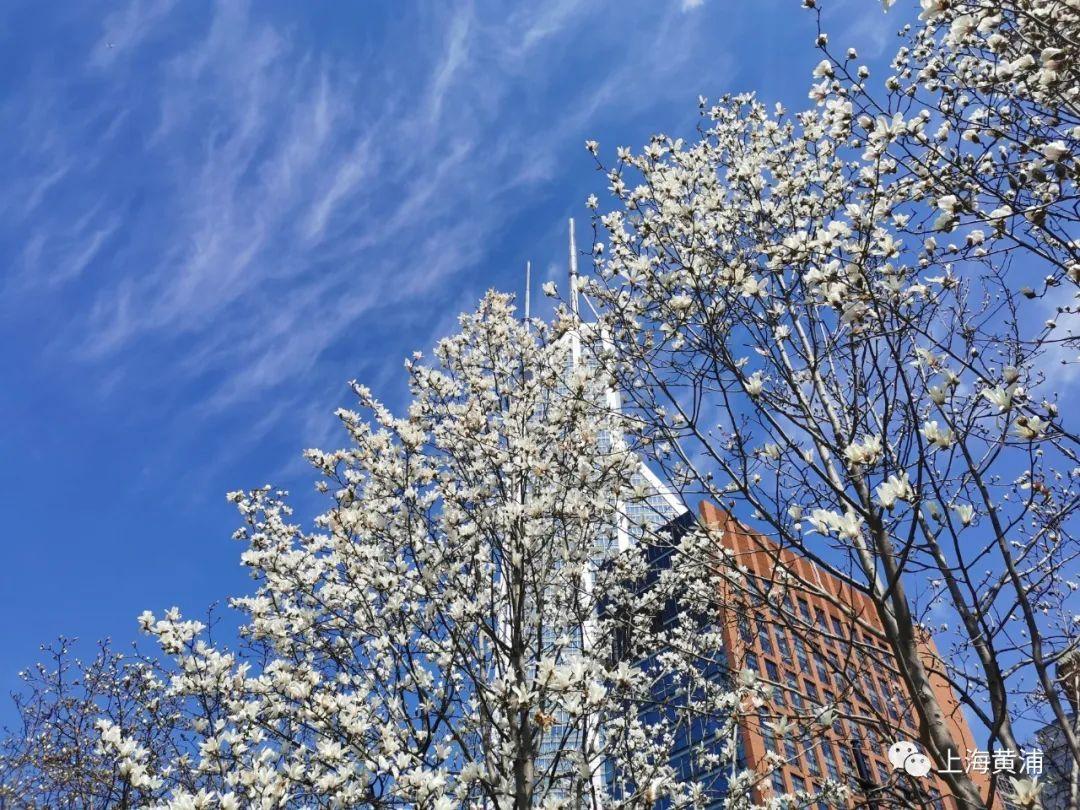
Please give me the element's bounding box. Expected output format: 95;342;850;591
905;752;932;778
888;741;918;770
887;741;932;778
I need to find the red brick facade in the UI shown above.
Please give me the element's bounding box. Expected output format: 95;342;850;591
699;502;998;808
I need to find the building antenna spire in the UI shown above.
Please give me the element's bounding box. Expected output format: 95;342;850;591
523;260;531;328
568;218;580;320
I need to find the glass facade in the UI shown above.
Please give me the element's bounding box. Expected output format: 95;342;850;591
536;329;690;799
606;511;737;809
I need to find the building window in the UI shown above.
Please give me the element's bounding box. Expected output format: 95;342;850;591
765;660;780;682
785;737;799;767
872;655;886;678
787;674;804;709
798;598;812;624
867;688;882;713
813;651;829;682
759;709;775;753
822;744;841;781
842;700;858;737
875;759;890;784
739;615;753;643
772;769;787;794
794;637;810;671
758;619;774;656
839;746;857;788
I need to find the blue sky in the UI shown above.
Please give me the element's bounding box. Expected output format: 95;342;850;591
0;0;896;724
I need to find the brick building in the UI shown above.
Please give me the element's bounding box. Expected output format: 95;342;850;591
680;502;997;808
1027;654;1078;809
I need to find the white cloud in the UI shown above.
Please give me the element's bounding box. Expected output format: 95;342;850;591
88;0;179;69
426;4;474;125
4;0;742;447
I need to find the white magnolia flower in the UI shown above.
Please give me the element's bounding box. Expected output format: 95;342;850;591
768;717;795;737
670;293;694;312
508;682;533;708
1008;777;1044;808
843;435;883;466
951;503;975;526
876;472;914;509
921;420;955;449
1014;416;1048;440
919;0;947;19
815;705;837;728
1041;141;1069;162
741;275;768;297
982;386;1014;412
809;509;863;540
949;14;976;41
936;194;959;214
744;372;765;397
760;443;782;461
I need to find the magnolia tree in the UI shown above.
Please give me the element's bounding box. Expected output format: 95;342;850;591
0;638;189;808
75;293;801;809
574;0;1078;807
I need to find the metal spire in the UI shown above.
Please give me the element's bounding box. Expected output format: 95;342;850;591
524;260;531;327
568;217;580;320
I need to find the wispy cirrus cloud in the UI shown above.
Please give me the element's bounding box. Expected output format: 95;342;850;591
0;0;867;466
